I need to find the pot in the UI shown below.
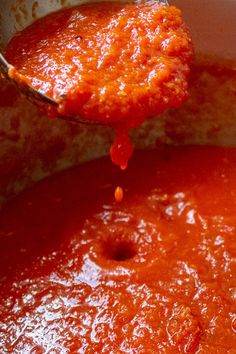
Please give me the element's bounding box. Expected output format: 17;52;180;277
0;0;235;204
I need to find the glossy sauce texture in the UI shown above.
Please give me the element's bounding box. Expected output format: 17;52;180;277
0;147;236;353
5;2;192;167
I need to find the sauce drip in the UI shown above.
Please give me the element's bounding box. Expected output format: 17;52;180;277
114;185;124;202
5;2;193;167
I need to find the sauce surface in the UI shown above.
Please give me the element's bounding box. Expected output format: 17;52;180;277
0;147;236;353
5;2;192;167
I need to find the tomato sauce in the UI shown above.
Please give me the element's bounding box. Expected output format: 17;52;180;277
4;2;193;167
0;147;236;353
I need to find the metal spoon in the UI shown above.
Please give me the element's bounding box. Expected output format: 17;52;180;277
0;0;169;116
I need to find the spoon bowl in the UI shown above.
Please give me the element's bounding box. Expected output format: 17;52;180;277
0;0;169;121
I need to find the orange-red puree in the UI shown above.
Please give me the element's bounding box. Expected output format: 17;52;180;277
5;2;193;167
114;185;124;202
0;147;236;352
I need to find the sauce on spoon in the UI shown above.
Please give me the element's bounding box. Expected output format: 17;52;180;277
5;1;193;168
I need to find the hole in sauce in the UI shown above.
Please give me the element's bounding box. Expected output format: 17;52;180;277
103;239;136;261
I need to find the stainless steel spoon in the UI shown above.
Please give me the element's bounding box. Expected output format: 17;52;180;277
0;0;169;116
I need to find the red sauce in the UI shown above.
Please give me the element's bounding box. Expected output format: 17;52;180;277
114;185;124;202
0;147;236;352
5;2;193;167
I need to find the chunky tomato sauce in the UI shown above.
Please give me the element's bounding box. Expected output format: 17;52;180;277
5;2;192;167
0;147;236;353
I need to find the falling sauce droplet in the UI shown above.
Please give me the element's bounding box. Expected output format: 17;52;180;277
115;186;124;203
